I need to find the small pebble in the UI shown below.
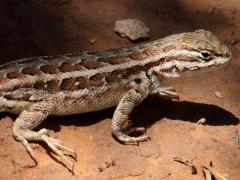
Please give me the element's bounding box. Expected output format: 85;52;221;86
196;118;206;124
89;38;96;44
214;91;224;98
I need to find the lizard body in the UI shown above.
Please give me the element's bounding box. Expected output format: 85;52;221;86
0;30;231;170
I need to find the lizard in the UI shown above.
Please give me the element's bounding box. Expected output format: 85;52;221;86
0;29;231;171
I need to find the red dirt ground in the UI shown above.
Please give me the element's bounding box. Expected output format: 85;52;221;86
0;0;239;179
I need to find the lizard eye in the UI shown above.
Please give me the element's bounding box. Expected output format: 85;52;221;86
199;51;212;61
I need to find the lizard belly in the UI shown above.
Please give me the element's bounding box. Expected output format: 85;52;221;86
52;88;128;115
1;84;131;115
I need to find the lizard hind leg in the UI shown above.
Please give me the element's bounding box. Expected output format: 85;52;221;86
12;100;76;171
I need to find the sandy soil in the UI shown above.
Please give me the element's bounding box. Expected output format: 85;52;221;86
0;0;239;179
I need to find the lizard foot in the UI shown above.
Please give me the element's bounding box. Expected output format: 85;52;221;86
151;87;179;100
40;129;77;171
14;128;77;171
39;129;77;159
113;127;150;145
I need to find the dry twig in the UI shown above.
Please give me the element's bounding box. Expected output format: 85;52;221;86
202;165;228;180
173;157;197;174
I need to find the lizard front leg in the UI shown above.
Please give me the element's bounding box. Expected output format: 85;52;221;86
111;72;152;144
13;98;76;171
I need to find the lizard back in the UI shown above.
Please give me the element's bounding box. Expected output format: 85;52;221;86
0;41;165;93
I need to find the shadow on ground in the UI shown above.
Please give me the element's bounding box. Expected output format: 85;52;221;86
2;97;236;133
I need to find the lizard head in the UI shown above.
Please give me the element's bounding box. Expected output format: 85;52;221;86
155;29;231;77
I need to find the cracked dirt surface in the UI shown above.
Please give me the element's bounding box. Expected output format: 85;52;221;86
0;0;239;179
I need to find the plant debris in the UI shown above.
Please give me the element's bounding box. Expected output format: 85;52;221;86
98;159;116;172
173;157;197;174
202;165;228;180
202;167;212;180
234;129;240;145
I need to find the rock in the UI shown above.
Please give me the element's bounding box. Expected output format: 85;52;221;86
114;19;150;41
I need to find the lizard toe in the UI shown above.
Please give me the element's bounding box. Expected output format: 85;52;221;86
41;134;76;170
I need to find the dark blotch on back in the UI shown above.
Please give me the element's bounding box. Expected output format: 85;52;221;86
105;70;125;83
40;65;60;74
60;62;77;72
89;74;105;86
61;78;76;90
7;71;25;79
79;59;104;69
22;67;42;75
76;77;89;89
34;81;45;90
46;80;59;92
122;65;142;79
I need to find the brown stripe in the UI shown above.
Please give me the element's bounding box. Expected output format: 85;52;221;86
165;55;197;62
163;44;193;53
174;56;197;62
